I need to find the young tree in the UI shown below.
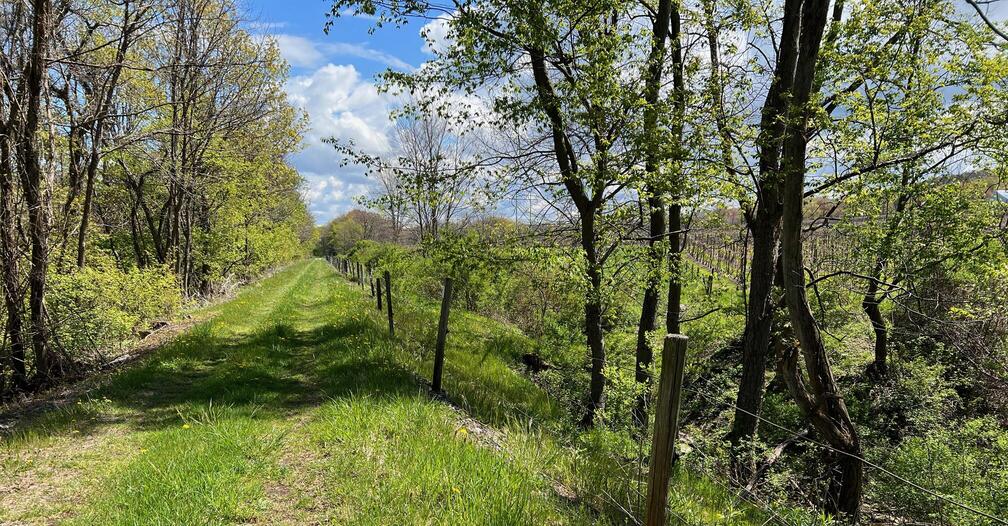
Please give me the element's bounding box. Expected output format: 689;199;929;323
632;0;686;430
333;110;481;244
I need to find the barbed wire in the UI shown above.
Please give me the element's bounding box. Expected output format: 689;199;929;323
685;376;1008;526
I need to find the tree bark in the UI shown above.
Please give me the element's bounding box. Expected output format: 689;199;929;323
582;212;606;426
633;198;664;428
777;0;863;518
76;153;99;268
17;0;57;381
0;125;27;389
666;203;683;335
633;0;674;426
664;6;686;338
727;0;802;452
863;183;910;378
728;213;779;449
862;276;888;377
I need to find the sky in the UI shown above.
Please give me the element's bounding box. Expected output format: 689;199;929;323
244;0;446;224
247;0;1008;225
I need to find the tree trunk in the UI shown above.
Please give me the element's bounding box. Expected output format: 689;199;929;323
777;0;862;518
18;0;57;381
582;212;606;426
633;0;678;431
664;6;685;338
633;195;665;428
863;183;910;379
528;45;607;427
666;203;683;335
0;129;27;389
76;154;98;267
726;0;800;453
862;277;888;377
728;200;780;449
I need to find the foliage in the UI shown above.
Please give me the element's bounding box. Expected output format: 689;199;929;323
870;417;1008;526
47;256;181;360
0;0;314;393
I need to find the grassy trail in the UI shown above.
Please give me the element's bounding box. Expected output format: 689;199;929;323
2;259;794;526
0;259;601;525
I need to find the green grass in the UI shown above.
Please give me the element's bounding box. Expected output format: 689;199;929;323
1;259;815;525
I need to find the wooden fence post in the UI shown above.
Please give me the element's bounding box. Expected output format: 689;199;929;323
376;276;383;311
369;272;375;297
644;334;688;526
383;270;394;337
431;277;454;395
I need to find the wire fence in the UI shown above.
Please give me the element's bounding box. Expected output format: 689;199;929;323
680;374;1008;526
324;254;1006;526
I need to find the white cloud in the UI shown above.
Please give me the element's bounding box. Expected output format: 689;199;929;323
420;13;453;55
301;172;375;220
274;34;324;68
285;64;398;223
272;33;415;71
287;63;395;153
324;42;415;71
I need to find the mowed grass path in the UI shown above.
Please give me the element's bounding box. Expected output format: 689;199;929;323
1;259;599;525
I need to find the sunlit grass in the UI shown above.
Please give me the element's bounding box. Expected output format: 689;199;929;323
2;259;821;525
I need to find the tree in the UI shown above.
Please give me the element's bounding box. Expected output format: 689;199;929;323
333;109;481;244
329;0;704;425
632;0;686;431
0;0;313;393
17;0;59;379
771;0;864;516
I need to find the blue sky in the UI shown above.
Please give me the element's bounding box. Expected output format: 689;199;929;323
248;0;1008;225
245;0;446;224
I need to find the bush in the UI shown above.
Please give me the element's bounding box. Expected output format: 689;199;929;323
869;416;1008;526
48;257;181;362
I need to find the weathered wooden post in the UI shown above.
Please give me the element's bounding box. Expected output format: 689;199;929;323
376;276;383;311
644;334;688;526
431;277;454;395
383;270;394;337
369;272;375;297
706;272;713;295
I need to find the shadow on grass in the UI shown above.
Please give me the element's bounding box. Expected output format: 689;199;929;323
4;315;421;443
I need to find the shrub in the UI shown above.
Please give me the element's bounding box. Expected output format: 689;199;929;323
869;416;1008;526
48;256;181;362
